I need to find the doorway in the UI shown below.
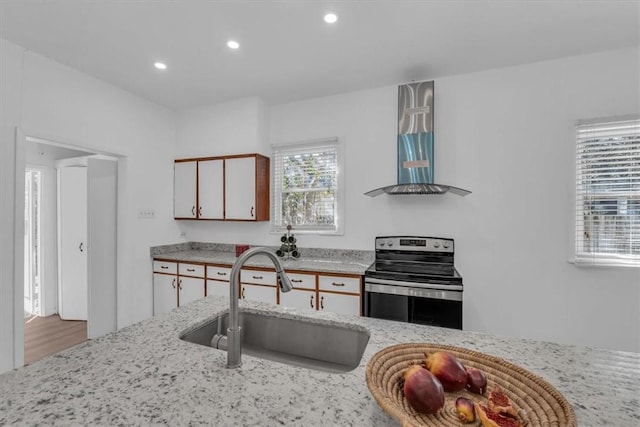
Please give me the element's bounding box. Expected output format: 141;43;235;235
24;168;41;318
22;138;118;365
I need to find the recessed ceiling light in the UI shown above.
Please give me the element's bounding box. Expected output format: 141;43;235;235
227;40;240;49
324;13;338;24
154;62;167;70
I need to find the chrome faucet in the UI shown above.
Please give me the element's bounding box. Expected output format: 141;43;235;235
227;247;293;368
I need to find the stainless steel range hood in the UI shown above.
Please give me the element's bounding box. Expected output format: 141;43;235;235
365;81;471;197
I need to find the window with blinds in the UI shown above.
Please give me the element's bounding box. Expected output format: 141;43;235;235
575;117;640;266
271;138;344;234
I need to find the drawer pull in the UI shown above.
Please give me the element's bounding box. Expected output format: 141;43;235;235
161;266;169;269
252;275;263;280
332;282;346;287
217;272;227;276
187;268;195;272
291;279;303;283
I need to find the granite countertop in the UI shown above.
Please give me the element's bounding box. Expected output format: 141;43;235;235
151;242;375;275
1;297;639;426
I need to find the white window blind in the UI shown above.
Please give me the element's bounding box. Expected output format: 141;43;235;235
575;117;640;266
271;138;343;234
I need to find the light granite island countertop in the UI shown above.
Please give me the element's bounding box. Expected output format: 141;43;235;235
1;296;639;426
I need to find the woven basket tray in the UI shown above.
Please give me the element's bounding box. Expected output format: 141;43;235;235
365;343;577;427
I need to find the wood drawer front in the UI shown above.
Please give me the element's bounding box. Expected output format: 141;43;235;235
154;260;177;274
179;263;205;277
241;269;276;286
286;272;316;290
318;275;360;294
207;266;231;282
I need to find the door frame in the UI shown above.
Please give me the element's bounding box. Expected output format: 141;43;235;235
13;128;126;367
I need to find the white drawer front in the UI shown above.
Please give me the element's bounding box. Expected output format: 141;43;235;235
207;265;231;282
241;269;276;286
153;260;177;274
179;263;205;277
286;272;316;290
318;275;360;294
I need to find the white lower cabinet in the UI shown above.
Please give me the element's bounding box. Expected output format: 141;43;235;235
153;260;362;317
153;273;177;315
178;276;205;306
318;291;360;316
206;280;229;298
241;284;276;304
279;289;315;311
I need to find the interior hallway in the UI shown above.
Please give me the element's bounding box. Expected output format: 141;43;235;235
24;314;87;365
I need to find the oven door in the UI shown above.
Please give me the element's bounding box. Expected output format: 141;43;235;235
364;278;463;330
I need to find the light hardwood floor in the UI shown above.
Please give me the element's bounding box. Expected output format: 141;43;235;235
24;314;87;365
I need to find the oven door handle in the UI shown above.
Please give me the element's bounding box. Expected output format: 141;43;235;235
365;280;463;302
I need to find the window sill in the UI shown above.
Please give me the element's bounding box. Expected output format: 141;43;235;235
568;257;640;269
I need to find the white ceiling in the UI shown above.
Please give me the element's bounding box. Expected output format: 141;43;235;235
1;0;638;110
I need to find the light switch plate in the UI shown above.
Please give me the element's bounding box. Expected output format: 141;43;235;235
138;209;155;219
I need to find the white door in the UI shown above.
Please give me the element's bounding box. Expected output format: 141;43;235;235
318;292;360;316
174;161;197;218
207;280;229;298
58;166;88;320
241;284;276;304
198;159;224;219
87;158;117;339
153;273;177;315
225;156;256;220
178;277;205;306
279;289;316;311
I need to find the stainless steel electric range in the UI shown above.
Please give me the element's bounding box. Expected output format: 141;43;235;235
364;236;463;329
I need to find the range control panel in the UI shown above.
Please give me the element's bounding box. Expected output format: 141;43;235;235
375;236;454;253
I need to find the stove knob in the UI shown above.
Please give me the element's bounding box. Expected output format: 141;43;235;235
433;241;440;248
443;242;450;249
386;240;393;247
379;241;385;247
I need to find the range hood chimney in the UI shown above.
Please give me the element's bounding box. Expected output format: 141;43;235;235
365;80;471;197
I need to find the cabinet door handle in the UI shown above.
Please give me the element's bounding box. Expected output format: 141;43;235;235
310;295;314;308
192;206;196;216
79;242;84;252
187;268;195;272
332;282;345;287
161;266;169;269
320;296;324;309
291;279;303;283
199;206;202;216
178;279;183;290
217;272;227;276
241;287;245;299
171;278;176;289
250;206;254;217
252;275;263;280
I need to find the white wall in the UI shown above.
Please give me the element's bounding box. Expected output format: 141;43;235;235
0;38;181;373
176;47;639;352
174;97;275;243
269;47;640;352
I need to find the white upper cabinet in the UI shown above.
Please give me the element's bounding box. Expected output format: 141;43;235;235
174;154;269;221
174;161;197;218
198;159;224;219
225;156;257;220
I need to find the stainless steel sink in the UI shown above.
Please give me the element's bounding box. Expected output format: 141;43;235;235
179;311;370;373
